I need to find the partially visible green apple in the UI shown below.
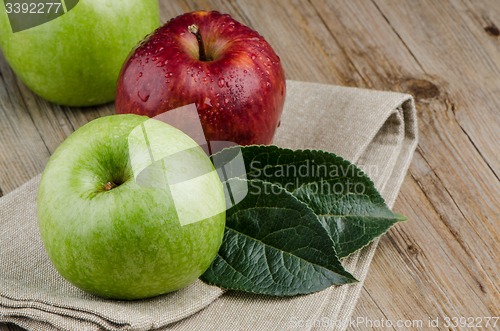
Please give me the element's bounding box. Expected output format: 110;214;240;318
0;0;159;106
37;114;226;300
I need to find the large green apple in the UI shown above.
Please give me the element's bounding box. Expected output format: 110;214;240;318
37;114;226;300
0;0;159;106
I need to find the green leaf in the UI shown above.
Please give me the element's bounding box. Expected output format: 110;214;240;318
200;179;357;296
293;180;407;258
212;145;407;258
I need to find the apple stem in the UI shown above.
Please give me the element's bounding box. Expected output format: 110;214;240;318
188;24;207;61
105;182;118;191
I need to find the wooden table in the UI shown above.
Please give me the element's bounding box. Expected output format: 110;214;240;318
2;0;499;330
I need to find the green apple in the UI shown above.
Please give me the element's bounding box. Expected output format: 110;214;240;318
0;0;159;106
37;114;226;300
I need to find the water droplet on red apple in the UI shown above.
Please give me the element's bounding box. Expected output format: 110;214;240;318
152;57;157;61
138;90;150;102
243;70;248;74
224;98;229;105
251;55;256;60
138;72;142;77
203;77;208;82
218;78;225;88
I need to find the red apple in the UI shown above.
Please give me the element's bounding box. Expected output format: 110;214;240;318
115;10;286;146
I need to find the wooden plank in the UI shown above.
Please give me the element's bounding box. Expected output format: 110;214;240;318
0;52;51;193
299;0;500;328
0;57;116;196
225;0;367;86
373;0;500;300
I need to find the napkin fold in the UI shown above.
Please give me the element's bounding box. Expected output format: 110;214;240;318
0;80;418;331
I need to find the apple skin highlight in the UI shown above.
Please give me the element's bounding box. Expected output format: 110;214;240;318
116;10;286;146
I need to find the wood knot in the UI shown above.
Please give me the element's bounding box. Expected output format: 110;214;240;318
485;24;500;36
478;282;487;294
403;79;440;101
407;243;421;256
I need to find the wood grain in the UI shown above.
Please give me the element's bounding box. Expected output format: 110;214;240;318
1;0;499;330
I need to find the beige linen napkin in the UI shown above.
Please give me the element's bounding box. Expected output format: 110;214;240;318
0;80;417;331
